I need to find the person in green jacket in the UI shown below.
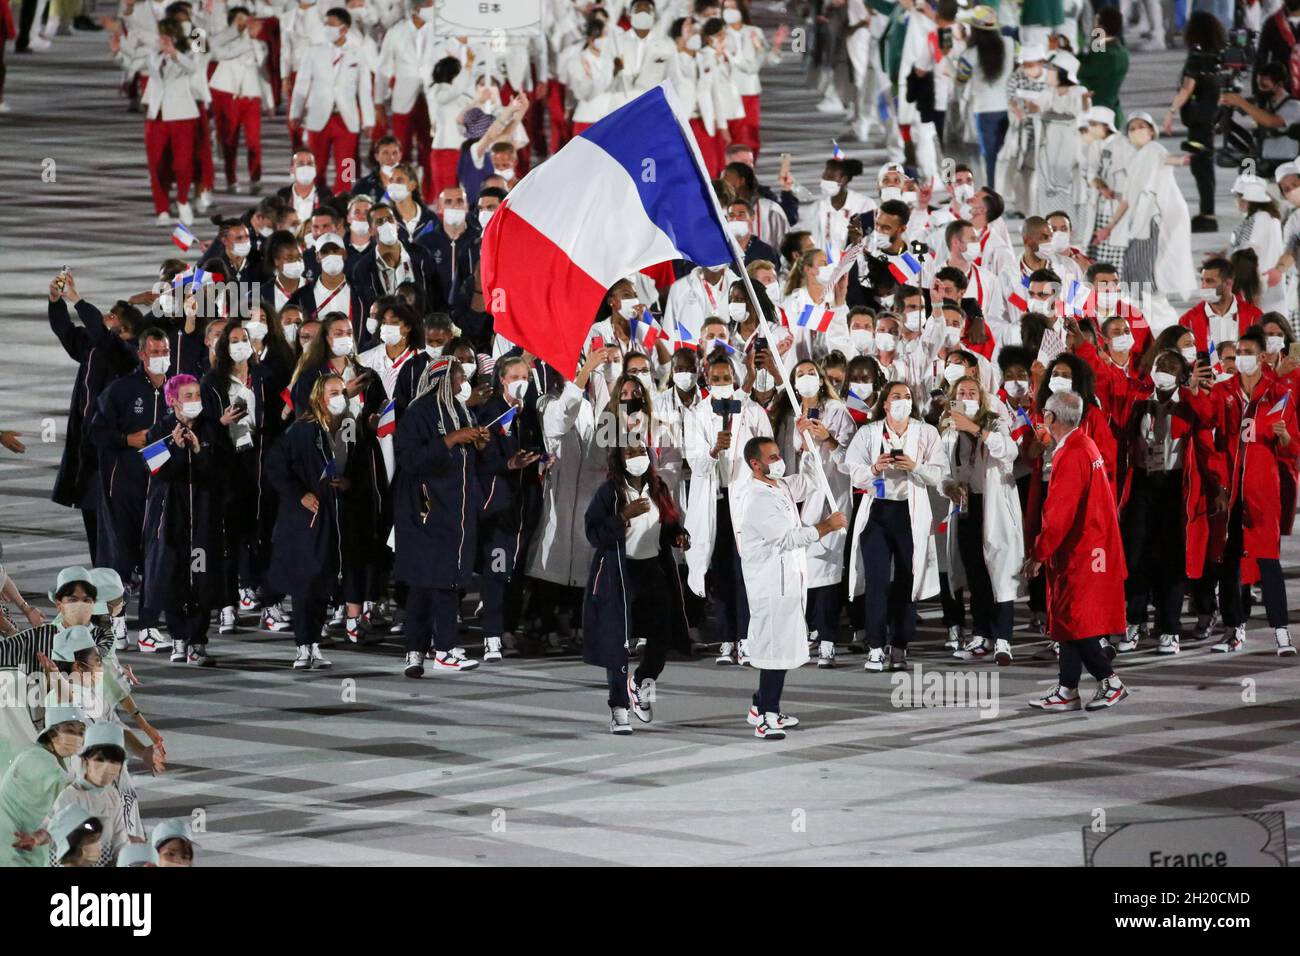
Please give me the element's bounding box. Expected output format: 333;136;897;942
1077;6;1130;123
0;705;84;868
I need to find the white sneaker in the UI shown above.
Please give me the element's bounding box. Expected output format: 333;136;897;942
403;650;424;678
1156;633;1180;655
293;645;311;670
137;628;172;653
111;616;131;651
1117;624;1143;653
186;644;214;666
345;617;365;644
737;639;751;666
261;603;292;632
815;93;846;114
1276;628;1296;657
170;641;188;663
609;707;633;735
1028;684;1081;711
994;638;1013;666
195;190;213;213
945;625;961;650
218;606;237;634
746;706;799;728
1085;676;1129;711
327;605;345;631
754;712;786;739
177;202;193;225
483;636;503;662
715;641;737;665
954;637;990;660
155;211;171;225
432;648;479;671
864;647;886;672
1212;626;1246;653
628;675;653;723
817;639;835;669
309;643;332;669
29;35;52;50
238;588;259;614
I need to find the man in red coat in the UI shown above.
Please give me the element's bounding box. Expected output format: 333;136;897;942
1178;257;1263;355
1024;392;1130;712
1203;328;1299;656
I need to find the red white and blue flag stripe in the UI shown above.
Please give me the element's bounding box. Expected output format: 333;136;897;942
845;384;872;424
142;438;171;474
796;303;835;333
171;223;196;252
887;251;922;285
631;314;664;351
481;84;733;380
1007;275;1030;312
376;399;397;438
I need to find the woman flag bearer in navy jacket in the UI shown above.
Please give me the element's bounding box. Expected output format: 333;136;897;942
583;444;692;735
474;357;542;663
739;438;847;740
141;374;223;667
392;357;486;678
264;374;355;671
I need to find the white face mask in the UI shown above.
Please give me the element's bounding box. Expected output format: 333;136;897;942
147;355;170;375
497;166;516;182
816;265;835;285
1027;298;1052;315
366;316;379;335
943;363;965;385
350;219;371;236
1048;230;1070;253
229;341;254;363
869;231;890;251
1110;333;1134;353
880;186;903;203
241;320;266;342
963;241;981;262
294;165;317;185
727;219;751;239
901;191;917;207
728;302;748;322
1267;335;1286;354
633;371;654;394
710;384;735;400
943;326;961;347
387;183;410;203
324;24;341;43
630;10;654;30
179;400;203;420
1195;286;1218;302
875;332;897;352
624;454;650;477
849;381;873;401
1235;354;1259;375
330;336;354;356
953;183;975;202
456;381;473;403
327;394;348;415
850;328;875;353
722;7;743;24
753;370;775;392
379;325;403;346
606;361;623;380
442;207;467;227
1096;290;1120;311
321;255;345;276
673;371;696;392
1151;370;1178;392
903;310;923;332
763;281;782;304
281;260;304;280
257;225;273;238
156;293;175;315
478;209;494;229
618;300;639;320
1004;379;1028;397
232;240;252;258
1048;375;1072;394
958;399;980;416
505;378;529;403
461;361;477;381
1180;346;1198;364
795;373;821;398
376;222;400;245
819;178;841;197
685;33;702;51
888;398;912;421
764;458;786;479
380;163;397;177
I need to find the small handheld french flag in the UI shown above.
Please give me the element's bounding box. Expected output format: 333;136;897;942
142;438;171;474
831;139;844;160
376;399;396;438
496;406;518;434
1008;275;1030;312
631;314;663;351
1259;392;1290;429
674;320;698;351
887;251;922;285
707;336;736;356
1062;279;1091;317
845;384;872;424
1010;406;1033;443
796;303;834;334
171;223;196;252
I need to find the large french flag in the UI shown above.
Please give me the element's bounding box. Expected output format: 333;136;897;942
481;84;733;380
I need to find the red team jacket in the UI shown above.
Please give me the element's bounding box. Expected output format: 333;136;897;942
1178;297;1263;354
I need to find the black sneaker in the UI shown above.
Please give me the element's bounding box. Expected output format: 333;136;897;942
1191;215;1218;234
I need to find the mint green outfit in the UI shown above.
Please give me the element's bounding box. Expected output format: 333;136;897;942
0;744;69;867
